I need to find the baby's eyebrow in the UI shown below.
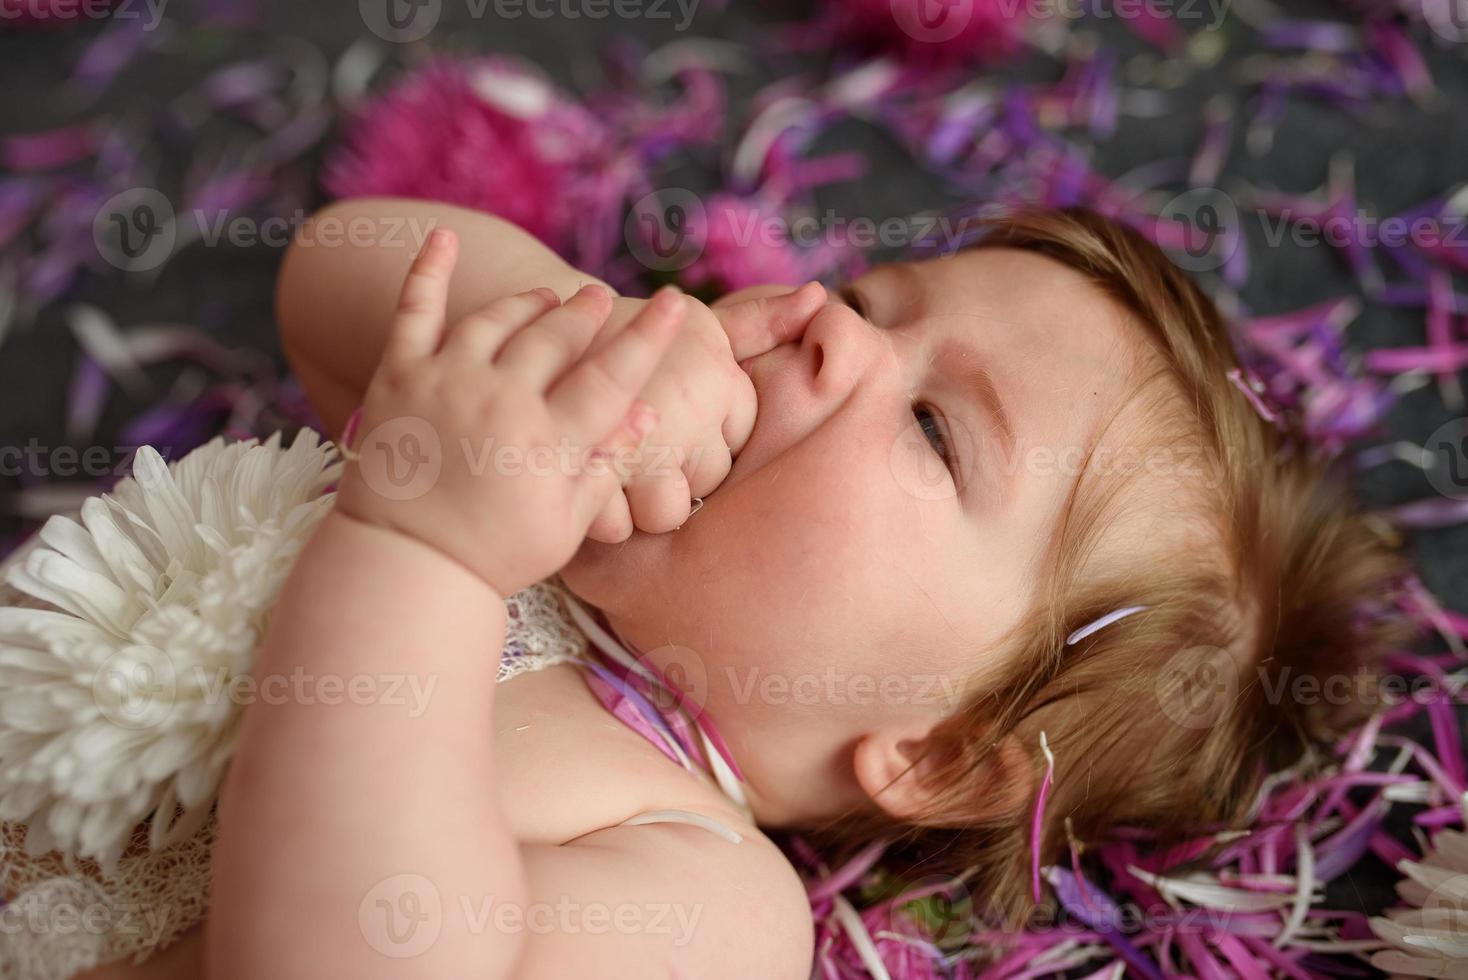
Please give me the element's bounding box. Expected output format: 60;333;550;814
890;263;1018;463
939;335;1017;463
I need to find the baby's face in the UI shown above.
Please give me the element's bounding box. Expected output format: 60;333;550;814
560;247;1156;820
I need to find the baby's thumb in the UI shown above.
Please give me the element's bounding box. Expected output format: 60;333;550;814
717;281;827;361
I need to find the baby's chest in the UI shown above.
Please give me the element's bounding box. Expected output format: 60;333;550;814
490;661;726;844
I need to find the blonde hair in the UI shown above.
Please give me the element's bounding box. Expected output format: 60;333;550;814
804;204;1415;925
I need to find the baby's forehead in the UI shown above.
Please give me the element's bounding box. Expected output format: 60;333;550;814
882;247;1161;416
871;249;1140;360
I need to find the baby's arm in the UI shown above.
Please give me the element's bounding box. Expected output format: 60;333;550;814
214;235;815;980
209;508;521;979
277;197;613;439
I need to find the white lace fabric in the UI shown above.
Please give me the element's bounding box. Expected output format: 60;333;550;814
0;520;589;980
497;575;591;683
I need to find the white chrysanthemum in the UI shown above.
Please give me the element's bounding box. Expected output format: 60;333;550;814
1372;796;1468;979
0;429;341;872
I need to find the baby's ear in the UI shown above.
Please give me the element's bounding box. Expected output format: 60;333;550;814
853;721;1035;827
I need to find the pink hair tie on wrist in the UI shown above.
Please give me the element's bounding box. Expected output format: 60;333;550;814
338;404;365;462
1065;605;1149;646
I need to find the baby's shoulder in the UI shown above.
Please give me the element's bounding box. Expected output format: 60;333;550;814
515;811;814;979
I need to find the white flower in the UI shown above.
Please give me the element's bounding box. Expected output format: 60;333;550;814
0;430;341;872
1371;797;1468;979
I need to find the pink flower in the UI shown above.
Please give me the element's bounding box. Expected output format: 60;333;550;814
322;57;623;265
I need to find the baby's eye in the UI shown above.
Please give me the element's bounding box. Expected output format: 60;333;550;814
913;402;955;473
836;283;872;323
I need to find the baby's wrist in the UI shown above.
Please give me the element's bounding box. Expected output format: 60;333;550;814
323;508;507;605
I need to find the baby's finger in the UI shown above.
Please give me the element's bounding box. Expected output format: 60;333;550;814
573;400;659;529
715;280;826;362
585;491;634;544
384;228;459;364
549;285;686;443
441;287;560;362
495;284;615;387
722;369;758;456
623;467;694;534
684;440;733;500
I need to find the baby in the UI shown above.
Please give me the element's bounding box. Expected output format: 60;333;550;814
82;196;1403;978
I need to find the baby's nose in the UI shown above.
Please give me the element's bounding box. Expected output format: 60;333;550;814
800;303;886;392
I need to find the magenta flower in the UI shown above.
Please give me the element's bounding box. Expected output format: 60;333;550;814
322;56;624;266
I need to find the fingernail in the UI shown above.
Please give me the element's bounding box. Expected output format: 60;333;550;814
580;283;610;300
795;280;825;300
532;287;559;303
652;285;684;309
430;228;452;249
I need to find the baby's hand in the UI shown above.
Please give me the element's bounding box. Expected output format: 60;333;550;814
584;282;826;541
333;229;686;598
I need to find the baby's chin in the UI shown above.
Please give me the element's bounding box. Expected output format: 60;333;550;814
557;526;675;611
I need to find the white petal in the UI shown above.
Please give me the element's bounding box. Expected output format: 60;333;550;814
10;550;136;634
